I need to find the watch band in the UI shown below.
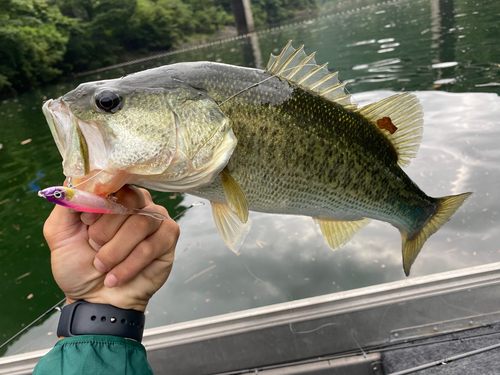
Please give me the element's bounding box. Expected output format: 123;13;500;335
57;300;145;342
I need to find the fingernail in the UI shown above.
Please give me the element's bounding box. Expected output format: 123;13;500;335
81;212;101;225
89;238;101;252
105;274;118;288
93;257;107;273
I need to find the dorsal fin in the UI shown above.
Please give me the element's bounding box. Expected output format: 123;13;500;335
355;93;424;167
266;41;357;110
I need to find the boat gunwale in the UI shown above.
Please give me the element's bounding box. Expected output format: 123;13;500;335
2;261;500;374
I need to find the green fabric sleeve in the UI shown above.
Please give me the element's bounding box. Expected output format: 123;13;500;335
33;335;153;375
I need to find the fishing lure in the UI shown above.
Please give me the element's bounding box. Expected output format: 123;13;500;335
38;186;169;220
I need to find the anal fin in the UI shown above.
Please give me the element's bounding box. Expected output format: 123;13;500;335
211;201;252;253
221;168;249;223
314;218;371;250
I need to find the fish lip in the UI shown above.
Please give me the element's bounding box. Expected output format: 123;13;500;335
42;99;66;157
42;98;77;170
42;98;111;178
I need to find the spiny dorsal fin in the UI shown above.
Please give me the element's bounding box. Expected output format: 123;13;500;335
221;168;249;223
356;93;424;167
211;201;252;253
313;217;371;250
266;41;357;110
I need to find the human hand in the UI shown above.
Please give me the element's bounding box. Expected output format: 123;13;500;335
43;185;179;312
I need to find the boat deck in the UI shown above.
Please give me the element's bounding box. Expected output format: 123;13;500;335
382;322;500;375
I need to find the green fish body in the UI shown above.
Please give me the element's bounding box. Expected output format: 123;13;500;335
42;42;471;275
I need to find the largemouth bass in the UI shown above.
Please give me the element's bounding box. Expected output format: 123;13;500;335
42;42;471;275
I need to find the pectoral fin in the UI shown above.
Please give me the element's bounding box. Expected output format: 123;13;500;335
221;168;249;223
211;201;252;253
314;218;371;250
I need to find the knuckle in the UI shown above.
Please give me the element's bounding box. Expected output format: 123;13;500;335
96;244;121;267
109;264;135;286
88;225;111;246
137;240;155;260
160;206;170;218
166;219;180;238
152;203;167;215
140;188;152;202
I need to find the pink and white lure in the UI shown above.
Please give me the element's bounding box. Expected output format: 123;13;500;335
38;186;168;220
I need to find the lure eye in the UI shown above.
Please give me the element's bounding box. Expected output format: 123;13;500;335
95;91;122;113
53;190;62;199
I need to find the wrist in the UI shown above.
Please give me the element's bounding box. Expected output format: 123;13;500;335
65;296;148;313
58;300;146;342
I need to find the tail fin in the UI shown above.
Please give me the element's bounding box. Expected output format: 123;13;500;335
401;192;472;276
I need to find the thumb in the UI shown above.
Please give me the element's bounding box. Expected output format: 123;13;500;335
43;204;86;251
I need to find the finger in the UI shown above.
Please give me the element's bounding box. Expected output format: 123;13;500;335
81;212;102;226
88;185;149;248
93;204;166;273
44;204;86;249
115;185;149;208
139;227;178;286
104;217;179;287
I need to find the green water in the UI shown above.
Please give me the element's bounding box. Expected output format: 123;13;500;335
1;0;499;356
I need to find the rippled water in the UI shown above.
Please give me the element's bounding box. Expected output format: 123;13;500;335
1;0;499;356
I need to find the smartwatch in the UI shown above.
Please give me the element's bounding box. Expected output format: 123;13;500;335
57;300;145;342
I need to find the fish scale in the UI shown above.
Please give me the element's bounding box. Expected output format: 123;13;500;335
192;90;431;228
41;42;471;275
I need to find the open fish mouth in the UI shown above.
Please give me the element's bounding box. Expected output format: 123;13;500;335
42;93;238;194
42;99;110;178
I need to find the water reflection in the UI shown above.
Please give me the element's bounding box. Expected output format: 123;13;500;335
430;0;456;63
4;89;499;356
351;58;402;84
1;0;499;357
152;89;500;326
240;33;264;69
430;0;458;85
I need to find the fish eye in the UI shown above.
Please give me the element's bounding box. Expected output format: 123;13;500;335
95;91;122;113
53;190;62;199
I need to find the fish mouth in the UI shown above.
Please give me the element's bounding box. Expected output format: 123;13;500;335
42;99;110;178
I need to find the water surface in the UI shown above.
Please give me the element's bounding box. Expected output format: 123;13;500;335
1;0;499;356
